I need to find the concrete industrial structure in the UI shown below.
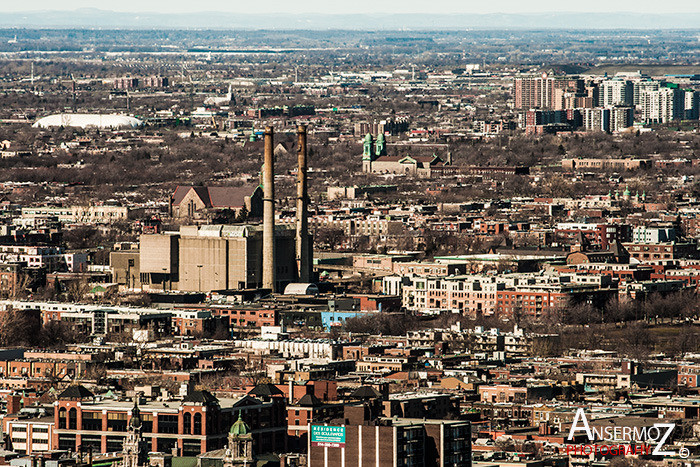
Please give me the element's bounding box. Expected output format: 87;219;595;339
135;124;312;294
139;224;297;293
296;126;312;283
263;126;276;291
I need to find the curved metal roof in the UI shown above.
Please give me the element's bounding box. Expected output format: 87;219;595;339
33;113;143;129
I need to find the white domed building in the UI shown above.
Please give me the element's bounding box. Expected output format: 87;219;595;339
33;113;143;129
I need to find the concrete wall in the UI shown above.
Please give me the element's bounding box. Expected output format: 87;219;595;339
179;236;234;292
140;234;178;274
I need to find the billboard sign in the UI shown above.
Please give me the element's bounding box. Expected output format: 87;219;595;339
311;425;346;448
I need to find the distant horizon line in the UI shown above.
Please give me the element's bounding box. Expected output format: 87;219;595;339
4;8;700;15
2;10;700;30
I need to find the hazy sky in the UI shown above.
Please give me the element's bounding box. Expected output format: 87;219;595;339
4;0;700;14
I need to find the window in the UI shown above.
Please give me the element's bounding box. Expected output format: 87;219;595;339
81;435;101;452
58;408;67;429
82;411;102;431
58;434;76;451
192;413;202;435
68;408;77;430
182;439;201;456
183;412;191;435
157;437;177;454
158;414;178;434
141;413;153;433
107;412;128;432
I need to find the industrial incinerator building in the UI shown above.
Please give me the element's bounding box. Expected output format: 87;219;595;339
137;224;307;293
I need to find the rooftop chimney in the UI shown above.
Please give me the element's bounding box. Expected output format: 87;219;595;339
296;125;310;282
262;126;275;291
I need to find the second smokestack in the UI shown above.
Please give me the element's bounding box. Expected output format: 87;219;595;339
296;125;310;282
262;126;275;291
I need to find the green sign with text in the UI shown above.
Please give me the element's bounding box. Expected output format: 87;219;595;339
311;425;346;448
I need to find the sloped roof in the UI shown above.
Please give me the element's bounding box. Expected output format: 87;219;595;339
172;186;196;205
297;394;323;407
415;155;444;165
58;385;94;400
207;186;258;207
248;383;284;397
574;231;590;248
172;185;259;209
349;386;382;399
373;156;404;163
609;241;630;258
171;186;211;206
183;390;219;405
373;155;443;166
275;141;295;153
191;186;211;205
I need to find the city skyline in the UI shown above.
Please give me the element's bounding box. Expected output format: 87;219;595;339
0;7;699;467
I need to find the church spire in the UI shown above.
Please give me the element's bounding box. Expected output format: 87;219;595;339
362;133;374;161
224;411;255;467
375;133;386;157
122;397;147;467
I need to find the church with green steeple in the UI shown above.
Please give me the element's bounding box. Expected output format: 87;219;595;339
361;132;446;176
222;412;255;467
362;133;388;172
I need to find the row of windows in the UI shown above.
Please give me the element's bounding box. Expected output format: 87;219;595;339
219;310;270;317
59;410;183;434
10;438;49;445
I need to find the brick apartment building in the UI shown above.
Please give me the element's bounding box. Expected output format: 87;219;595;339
308;410;471;467
3;414;54;455
52;385;286;456
287;394;345;451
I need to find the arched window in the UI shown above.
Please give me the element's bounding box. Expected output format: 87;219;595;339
183;412;191;435
68;408;77;430
58;407;67;429
193;413;202;435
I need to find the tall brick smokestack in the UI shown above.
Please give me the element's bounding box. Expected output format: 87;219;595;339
296;125;310;282
262;126;275;291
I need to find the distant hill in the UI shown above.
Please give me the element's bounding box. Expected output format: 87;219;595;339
2;9;700;30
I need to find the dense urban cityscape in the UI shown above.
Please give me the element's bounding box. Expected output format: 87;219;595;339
0;17;698;467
